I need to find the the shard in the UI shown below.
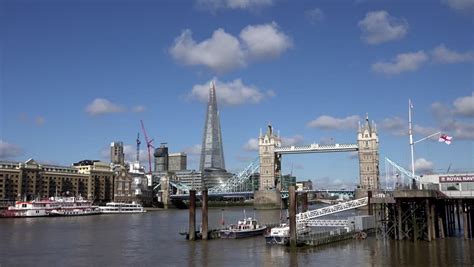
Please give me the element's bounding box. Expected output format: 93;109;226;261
199;81;226;171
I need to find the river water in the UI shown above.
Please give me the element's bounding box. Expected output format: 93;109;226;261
0;206;473;266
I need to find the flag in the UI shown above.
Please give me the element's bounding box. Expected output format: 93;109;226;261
438;134;453;145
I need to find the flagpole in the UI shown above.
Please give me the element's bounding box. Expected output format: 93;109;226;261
409;99;415;182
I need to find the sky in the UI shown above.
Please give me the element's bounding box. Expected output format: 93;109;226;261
1;0;473;189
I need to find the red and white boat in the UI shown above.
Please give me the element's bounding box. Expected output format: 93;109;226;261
0;197;100;218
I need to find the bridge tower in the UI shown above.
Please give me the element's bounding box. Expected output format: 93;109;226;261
357;115;380;190
258;124;281;190
254;124;282;209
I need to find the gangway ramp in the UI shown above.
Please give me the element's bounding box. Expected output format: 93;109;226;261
296;197;368;223
306;219;349;227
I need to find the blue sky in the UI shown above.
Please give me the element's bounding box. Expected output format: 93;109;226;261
1;0;473;188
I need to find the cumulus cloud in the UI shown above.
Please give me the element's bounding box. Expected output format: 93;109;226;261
170;29;245;73
132;105;146;113
281;135;304;146
243;138;259;151
240;22;293;60
453;94;474;117
442;0;474;13
415;158;434;173
169;22;291;73
85;98;125;116
431;95;474;140
197;0;273;11
0;140;23;159
379;116;406;136
358;10;408;44
431;44;474;64
188;78;273;105
307;115;361;130
305;8;325;25
372;51;428;75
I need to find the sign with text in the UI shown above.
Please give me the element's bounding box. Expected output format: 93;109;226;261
439;175;474;183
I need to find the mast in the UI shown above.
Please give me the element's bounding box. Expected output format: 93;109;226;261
408;99;415;178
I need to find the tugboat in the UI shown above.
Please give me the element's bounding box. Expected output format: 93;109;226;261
220;216;267;239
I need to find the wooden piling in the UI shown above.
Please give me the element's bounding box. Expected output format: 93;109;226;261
302;192;308;213
397;200;402;240
289;186;297;248
368;191;373;216
456;200;461;231
202;189;209;240
189;190;196;241
430;203;436;240
425;199;431;241
463;201;468;240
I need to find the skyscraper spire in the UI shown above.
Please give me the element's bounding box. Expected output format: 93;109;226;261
200;81;225;171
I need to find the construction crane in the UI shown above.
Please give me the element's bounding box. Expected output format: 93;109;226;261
136;132;141;162
140;120;154;174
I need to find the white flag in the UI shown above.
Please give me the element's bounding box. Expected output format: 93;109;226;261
438;134;453;145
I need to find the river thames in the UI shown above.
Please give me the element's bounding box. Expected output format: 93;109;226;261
0;206;472;266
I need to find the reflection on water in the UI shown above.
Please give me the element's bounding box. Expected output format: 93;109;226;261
0;206;473;266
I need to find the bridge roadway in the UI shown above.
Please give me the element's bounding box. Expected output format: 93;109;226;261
275;143;358;154
170;189;355;200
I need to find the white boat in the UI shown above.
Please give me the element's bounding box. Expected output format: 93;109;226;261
98;202;146;214
220;217;267;239
1;197;99;218
265;223;311;245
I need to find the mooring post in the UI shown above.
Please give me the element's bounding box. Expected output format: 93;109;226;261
463;201;468;240
397;200;402;240
368;191;373;216
302;192;308;213
425;199;431;242
202;189;209;240
289;186;297;248
189;190;196;241
431;203;436;240
456;200;461;231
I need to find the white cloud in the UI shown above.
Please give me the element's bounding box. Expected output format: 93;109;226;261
240;22;292;60
122;145;149;164
169;22;291;73
415;158;434;173
85;98;125;116
431;44;474;64
305;8;324;25
372;51;428;75
169;29;245;73
197;0;273;11
0;140;23;159
442;0;474;13
243;138;259;151
132;105;146;113
431;97;474;140
358;10;408;44
379;116;406;136
281;135;304;146
453;94;474;117
188;78;273;105
307;115;361;130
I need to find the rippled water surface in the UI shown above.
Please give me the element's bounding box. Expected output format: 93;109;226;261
1;206;473;266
